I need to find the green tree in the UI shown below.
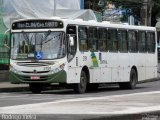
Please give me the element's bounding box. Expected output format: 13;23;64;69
86;0;160;26
152;0;160;26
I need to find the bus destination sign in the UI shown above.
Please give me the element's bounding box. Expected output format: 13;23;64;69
12;20;63;30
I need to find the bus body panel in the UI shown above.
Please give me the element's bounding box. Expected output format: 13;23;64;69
9;58;68;84
9;18;158;91
67;52;81;83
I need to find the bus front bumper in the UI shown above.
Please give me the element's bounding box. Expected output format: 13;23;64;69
9;70;67;84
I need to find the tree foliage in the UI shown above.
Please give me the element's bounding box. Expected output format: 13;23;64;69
108;0;160;26
85;0;160;26
152;0;160;25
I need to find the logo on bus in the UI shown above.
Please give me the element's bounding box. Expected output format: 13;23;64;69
91;52;99;67
34;51;43;60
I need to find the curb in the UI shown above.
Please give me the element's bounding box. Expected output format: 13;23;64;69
138;77;160;84
0;86;29;92
0;84;62;93
0;70;9;82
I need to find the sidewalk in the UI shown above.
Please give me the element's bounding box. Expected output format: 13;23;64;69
0;82;29;92
0;70;9;82
0;70;29;92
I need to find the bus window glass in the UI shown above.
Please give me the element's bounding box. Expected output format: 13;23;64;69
150;33;155;52
78;27;88;51
89;27;98;51
128;31;137;52
11;32;65;60
147;33;151;52
138;31;146;52
108;29;118;52
146;32;155;53
118;30;128;52
98;28;107;51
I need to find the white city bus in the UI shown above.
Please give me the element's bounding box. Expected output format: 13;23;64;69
9;18;157;93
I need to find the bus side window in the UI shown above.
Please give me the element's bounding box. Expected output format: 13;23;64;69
98;28;107;52
151;33;155;52
108;28;118;52
78;26;88;51
147;32;156;53
138;31;146;52
107;29;112;51
88;27;98;51
118;30;128;52
128;31;138;52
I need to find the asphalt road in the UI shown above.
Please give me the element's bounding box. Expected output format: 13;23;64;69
0;80;160;120
0;80;159;107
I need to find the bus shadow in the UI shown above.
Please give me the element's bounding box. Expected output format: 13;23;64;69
40;85;148;95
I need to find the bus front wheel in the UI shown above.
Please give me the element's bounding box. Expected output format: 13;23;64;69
74;71;87;94
119;68;137;89
29;83;43;94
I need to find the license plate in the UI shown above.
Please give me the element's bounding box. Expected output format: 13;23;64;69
30;76;40;80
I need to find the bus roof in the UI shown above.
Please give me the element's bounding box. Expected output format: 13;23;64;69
12;18;156;31
65;19;156;31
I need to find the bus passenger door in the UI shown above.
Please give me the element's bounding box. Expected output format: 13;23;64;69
66;25;78;83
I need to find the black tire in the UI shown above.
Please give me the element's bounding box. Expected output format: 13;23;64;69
119;69;137;89
87;83;99;91
29;83;43;94
74;71;87;94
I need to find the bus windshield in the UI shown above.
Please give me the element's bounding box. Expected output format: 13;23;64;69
11;31;66;60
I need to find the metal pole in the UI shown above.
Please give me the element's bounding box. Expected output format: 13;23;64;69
80;0;84;9
54;0;56;16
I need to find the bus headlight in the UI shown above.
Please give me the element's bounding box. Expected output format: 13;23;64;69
50;70;55;74
50;68;61;74
10;66;22;74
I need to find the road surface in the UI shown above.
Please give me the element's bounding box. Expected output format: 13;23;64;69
0;80;160;120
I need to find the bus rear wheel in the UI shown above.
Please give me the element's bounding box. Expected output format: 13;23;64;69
29;83;43;94
119;68;137;89
74;71;87;94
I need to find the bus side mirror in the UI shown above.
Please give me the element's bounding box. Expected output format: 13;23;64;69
69;36;74;46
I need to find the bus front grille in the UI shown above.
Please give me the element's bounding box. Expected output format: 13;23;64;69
17;62;53;67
